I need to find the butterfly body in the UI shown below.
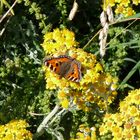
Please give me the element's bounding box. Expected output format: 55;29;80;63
44;55;82;82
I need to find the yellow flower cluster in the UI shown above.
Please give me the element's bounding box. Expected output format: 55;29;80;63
42;28;118;111
103;0;139;17
42;28;78;56
99;88;140;139
0;120;32;140
70;124;96;140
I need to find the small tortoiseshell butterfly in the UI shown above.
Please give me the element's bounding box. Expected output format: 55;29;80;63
44;55;82;82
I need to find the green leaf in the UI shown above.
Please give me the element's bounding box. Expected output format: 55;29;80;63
119;61;140;89
2;0;14;15
123;58;137;63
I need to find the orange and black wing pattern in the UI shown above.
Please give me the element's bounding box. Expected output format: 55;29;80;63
64;60;82;82
44;55;72;74
44;55;82;82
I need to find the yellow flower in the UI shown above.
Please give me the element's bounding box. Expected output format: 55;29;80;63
110;84;117;91
62;29;75;40
84;127;91;134
115;4;125;14
124;7;136;17
57;90;67;99
103;0;115;9
119;0;130;6
61;98;69;108
53;28;62;41
106;120;114;128
85;135;91;140
99;125;107;135
124;123;132;130
103;0;138;17
42;28;78;55
132;0;140;5
112;126;121;134
132;94;140;105
42;28;118;110
91;127;96;140
136;120;140;136
99;89;140;139
104;113;111;120
0;120;32;140
95;63;103;72
119;101;128;113
123;129;135;139
76;132;84;139
112;91;117;96
44;32;53;41
70;125;97;140
112;114;123;126
128;105;139;117
126;89;140;105
105;74;112;85
2;134;14;140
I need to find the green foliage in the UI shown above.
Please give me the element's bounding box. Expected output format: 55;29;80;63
0;0;14;15
102;25;140;90
0;15;45;122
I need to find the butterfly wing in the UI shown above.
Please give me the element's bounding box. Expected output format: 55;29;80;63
64;60;82;82
44;55;72;75
44;55;82;82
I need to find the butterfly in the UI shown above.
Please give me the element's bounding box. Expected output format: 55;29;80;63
44;55;82;82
